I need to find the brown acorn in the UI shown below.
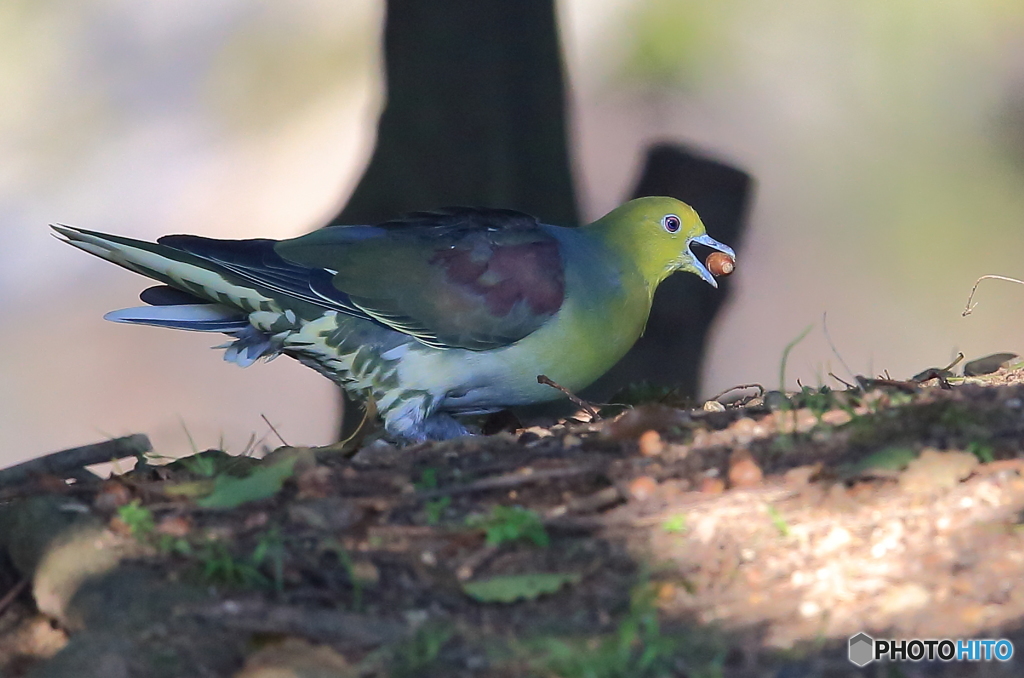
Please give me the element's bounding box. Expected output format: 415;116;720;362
706;251;735;277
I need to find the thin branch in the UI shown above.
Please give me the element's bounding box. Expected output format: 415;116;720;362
828;372;857;390
963;275;1024;316
260;414;289;448
537;375;600;421
708;383;764;403
417;464;604;500
0;434;151;489
942;352;965;373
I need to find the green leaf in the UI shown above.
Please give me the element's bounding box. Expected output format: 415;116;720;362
851;446;917;475
196;456;298;509
465;505;549;548
661;514;687;534
462;572;580;603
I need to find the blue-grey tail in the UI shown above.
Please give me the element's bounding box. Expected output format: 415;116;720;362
52;224;283;367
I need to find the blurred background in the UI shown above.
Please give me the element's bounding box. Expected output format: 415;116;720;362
4;0;1024;466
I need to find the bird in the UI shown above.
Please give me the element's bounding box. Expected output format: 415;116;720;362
53;196;735;442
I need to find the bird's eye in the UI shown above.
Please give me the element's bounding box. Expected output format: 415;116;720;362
662;214;681;233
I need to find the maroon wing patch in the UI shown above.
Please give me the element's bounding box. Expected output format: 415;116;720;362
430;240;564;318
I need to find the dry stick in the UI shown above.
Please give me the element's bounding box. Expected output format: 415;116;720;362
456;543;501;581
537;374;600;421
963;275;1024;316
189;600;402;646
260;414;290;448
708;383;764;404
0;434;151;490
942;352;966;373
828;372;857;390
416;464;604;500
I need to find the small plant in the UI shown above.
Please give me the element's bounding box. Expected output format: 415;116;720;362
250;526;286;592
197;539;268;589
117;500;155;537
424;496;451;525
778;324;812;392
765;504;790;537
195;527;288;590
466;505;549;548
535;582;726;678
967;441;995;463
178;452;220;478
415;467;441;490
793;385;836;420
385;623;454;678
157;534;193;557
662;514;687;534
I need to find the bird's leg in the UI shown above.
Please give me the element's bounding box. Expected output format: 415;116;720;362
419;413;470;441
382;393;469;442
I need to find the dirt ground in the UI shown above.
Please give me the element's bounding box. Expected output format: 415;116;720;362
4;364;1024;677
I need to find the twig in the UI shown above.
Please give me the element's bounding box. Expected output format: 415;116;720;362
188;600;402;646
963;275;1024;316
537;375;600;421
545;486;622;519
909;352;964;390
0;579;28;616
855;376;919;393
828;372;857;390
942;352;965;373
708;383;764;404
260;414;289;447
456;543;501;581
417;464;604;500
0;434;151;489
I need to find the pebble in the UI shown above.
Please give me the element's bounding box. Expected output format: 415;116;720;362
628;475;659;501
699;477;726;494
784;464;821;487
637;430;665;456
156;515;191;538
93;481;133;513
878;583;931;615
820;409;853;426
817;526;852;554
728;450;763;488
799;600;821;618
899;449;978;495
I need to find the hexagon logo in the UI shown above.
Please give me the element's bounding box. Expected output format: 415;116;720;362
848;632;875;667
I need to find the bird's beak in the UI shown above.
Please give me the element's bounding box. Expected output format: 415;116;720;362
686;234;736;289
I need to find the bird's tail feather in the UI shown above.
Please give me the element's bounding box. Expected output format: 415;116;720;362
52;224;283;366
104;304;250;332
51;224;276;315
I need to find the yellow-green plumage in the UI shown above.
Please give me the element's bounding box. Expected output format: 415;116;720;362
52;197;734;441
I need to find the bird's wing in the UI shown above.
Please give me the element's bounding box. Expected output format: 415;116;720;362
167;208;566;351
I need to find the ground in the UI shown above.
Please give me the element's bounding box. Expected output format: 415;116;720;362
3;363;1024;677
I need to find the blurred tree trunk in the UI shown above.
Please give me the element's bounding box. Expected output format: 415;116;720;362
332;0;578;226
331;0;579;436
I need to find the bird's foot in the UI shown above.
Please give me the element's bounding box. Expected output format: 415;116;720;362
385;411;471;443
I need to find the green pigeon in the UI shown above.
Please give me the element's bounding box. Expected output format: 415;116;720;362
53;197;734;441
